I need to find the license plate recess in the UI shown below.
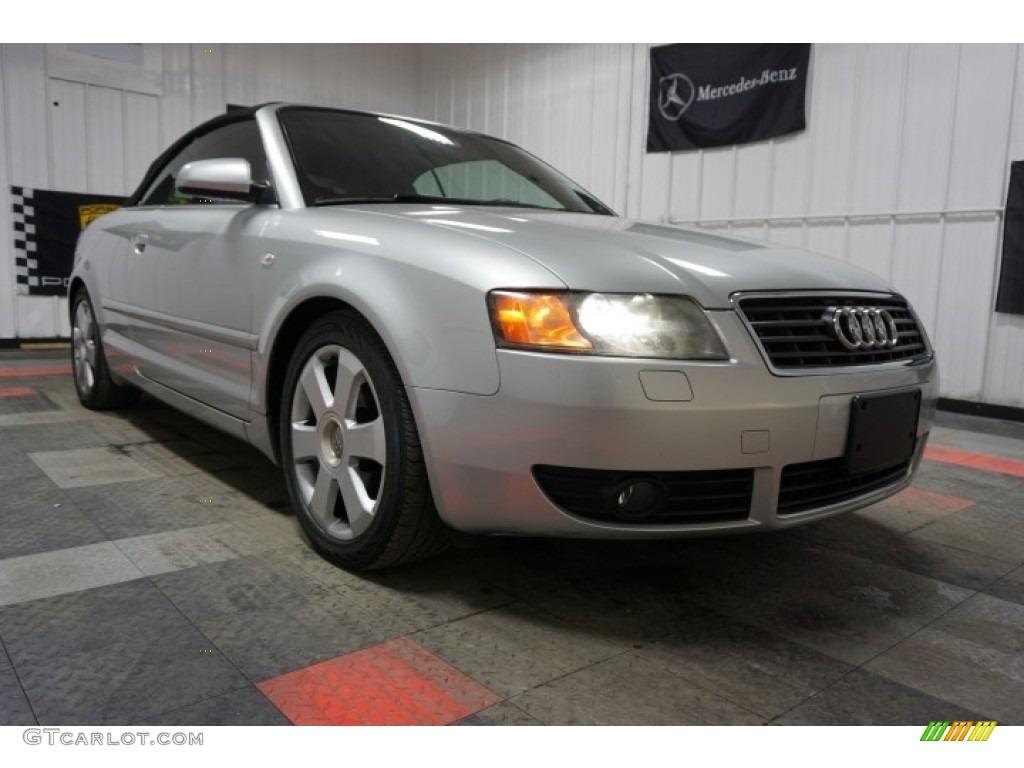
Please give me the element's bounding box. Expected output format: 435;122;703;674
844;389;921;474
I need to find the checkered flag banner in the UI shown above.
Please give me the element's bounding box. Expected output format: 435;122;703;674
10;185;123;297
11;186;37;295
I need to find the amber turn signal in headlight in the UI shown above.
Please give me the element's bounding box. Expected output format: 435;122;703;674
490;292;592;350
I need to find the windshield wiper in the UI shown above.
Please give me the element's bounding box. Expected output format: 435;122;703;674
313;193;560;210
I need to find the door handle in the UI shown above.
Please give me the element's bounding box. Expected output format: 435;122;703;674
132;233;149;254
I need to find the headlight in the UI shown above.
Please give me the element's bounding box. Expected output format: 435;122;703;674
488;290;728;359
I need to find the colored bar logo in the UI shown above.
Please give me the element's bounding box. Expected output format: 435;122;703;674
920;721;997;741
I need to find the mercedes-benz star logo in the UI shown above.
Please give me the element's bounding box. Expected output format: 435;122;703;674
657;73;695;121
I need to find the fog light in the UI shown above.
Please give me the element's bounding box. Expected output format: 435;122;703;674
615;480;663;519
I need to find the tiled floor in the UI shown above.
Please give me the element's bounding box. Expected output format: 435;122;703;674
0;352;1022;726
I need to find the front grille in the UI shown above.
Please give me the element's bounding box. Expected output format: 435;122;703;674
778;457;911;516
533;465;753;524
738;294;928;369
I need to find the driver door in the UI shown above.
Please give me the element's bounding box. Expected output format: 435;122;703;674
123;118;273;420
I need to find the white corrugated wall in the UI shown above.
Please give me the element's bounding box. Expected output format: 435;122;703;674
2;43;1022;409
0;43;420;342
417;43;1024;409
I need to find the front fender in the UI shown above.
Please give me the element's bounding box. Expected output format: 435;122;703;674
250;225;565;413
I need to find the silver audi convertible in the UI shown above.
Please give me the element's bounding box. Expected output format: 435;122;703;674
70;103;938;570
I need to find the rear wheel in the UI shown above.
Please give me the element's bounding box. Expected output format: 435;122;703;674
280;311;448;570
71;291;140;410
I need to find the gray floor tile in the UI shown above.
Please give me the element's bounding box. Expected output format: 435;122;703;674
263;544;369;594
907;501;1024;564
412;602;628;698
151;555;303;622
1;473;76;515
637;610;854;719
455;701;543;726
911;461;1020;505
774;668;988;725
0;442;46;482
138;686;290;726
787;511;1017;591
627;535;974;666
113;515;299;576
0;666;36;725
29;447;160;489
131;452;266;480
0;542;144;607
308;581;489;639
111;438;258;479
68;475;278;539
511;650;763;725
0;410;99;428
854;495;971;533
198;466;291;508
33;385;86;415
462;538;598;599
0;580;247;724
1;578;177;652
106;437;220;462
927;592;1024;658
531;573;708;644
985;565;1024;606
97;432;270;481
0;389;59;415
0;476;108;559
865;594;1024;724
0;421;116;453
357;555;517;625
232;544;517;639
89;412;191;445
195;595;389;681
931;425;1024;460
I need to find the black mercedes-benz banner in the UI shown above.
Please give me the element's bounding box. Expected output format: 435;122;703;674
996;161;1024;315
10;186;123;297
647;43;811;153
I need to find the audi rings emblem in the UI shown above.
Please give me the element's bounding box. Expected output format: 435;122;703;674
827;307;899;351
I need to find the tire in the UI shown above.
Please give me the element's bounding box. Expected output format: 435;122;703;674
71;290;140;410
279;310;449;571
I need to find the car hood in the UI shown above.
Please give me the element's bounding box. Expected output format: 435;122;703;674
352;206;895;309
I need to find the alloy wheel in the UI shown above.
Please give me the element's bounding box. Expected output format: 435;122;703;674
288;344;387;541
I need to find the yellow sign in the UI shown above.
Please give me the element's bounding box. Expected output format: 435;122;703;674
78;203;121;230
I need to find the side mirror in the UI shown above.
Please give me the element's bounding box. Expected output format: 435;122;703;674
175;158;268;202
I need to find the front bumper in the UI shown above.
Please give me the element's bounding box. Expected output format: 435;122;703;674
409;312;937;537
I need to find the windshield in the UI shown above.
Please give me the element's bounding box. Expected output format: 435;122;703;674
278;108;614;214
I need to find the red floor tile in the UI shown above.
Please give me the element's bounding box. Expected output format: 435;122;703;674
925;444;1024;479
0;365;70;379
0;386;37;397
257;637;501;726
887;486;975;515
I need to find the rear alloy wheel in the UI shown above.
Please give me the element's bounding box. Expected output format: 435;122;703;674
71;291;139;410
280;312;448;570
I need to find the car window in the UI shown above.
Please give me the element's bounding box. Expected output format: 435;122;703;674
139;120;270;207
278;108;614;214
413;160;561;209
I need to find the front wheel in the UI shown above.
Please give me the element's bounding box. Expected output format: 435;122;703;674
279;311;448;571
